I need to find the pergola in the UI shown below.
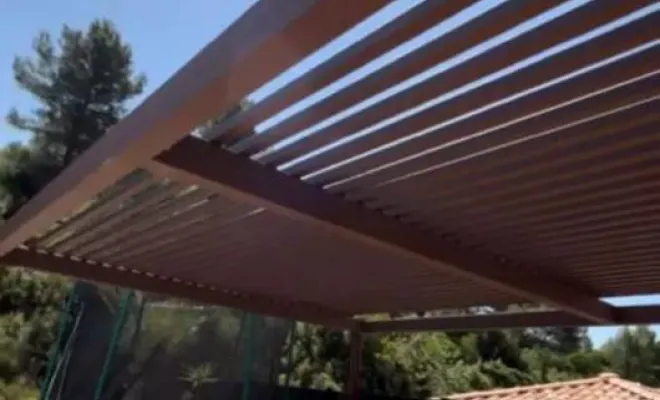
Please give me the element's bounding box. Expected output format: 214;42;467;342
1;0;659;396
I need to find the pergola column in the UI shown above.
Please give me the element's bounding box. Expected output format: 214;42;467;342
347;328;363;399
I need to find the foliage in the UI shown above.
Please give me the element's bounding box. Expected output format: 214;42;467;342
0;377;40;400
281;321;623;397
0;17;144;395
0;269;67;387
603;326;660;386
180;362;219;400
2;19;145;219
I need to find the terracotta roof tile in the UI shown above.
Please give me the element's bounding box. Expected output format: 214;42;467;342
446;373;660;400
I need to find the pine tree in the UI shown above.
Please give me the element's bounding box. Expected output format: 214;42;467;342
2;19;145;218
0;18;145;392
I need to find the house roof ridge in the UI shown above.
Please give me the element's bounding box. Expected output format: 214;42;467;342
445;372;660;400
446;375;604;399
608;374;660;400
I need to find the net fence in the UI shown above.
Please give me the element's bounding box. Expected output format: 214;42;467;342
39;282;400;400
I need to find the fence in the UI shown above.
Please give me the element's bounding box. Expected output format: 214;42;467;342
39;282;411;400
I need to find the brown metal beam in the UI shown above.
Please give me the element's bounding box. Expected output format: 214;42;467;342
260;0;657;166
1;247;351;329
347;329;363;399
361;305;660;333
231;0;568;156
0;0;385;256
212;0;477;145
153;136;617;324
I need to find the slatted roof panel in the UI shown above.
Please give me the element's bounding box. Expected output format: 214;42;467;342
210;0;660;301
2;0;659;327
21;168;525;316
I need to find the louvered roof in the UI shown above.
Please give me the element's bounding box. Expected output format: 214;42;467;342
1;0;659;330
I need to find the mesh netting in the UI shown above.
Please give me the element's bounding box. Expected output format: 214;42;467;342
42;282;295;400
41;283;404;400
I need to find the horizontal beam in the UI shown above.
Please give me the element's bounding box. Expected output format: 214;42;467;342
361;305;660;333
153;137;617;324
1;248;352;329
0;0;384;256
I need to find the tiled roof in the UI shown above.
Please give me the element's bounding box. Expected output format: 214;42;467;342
447;373;660;400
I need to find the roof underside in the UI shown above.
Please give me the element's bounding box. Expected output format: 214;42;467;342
1;0;659;330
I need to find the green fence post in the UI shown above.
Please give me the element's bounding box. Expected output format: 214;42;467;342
40;288;76;400
93;290;134;400
242;313;255;400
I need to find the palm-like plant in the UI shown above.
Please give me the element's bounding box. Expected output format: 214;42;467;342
179;362;218;400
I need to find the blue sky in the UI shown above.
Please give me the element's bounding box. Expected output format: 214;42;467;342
1;0;659;347
0;0;258;145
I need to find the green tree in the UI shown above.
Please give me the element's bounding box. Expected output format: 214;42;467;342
518;327;591;354
602;326;660;386
0;269;67;386
0;18;145;392
2;19;145;218
567;350;609;377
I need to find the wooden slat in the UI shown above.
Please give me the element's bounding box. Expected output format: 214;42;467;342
212;0;477;145
54;183;184;254
262;0;657;167
347;329;363;399
361;305;660;333
154;136;617;323
108;206;260;264
233;0;565;155
384;120;660;237
34;175;154;249
1;247;351;328
314;36;660;187
362;311;587;333
0;0;386;256
358;98;660;209
88;198;243;260
379;115;660;232
74;188;211;257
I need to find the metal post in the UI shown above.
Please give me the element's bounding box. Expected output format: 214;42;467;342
41;289;75;400
347;328;363;400
93;290;134;400
241;313;255;400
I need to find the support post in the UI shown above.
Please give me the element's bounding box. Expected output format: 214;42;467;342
41;288;76;400
93;290;134;400
347;328;363;400
241;313;255;400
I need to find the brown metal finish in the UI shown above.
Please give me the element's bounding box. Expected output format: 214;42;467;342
362;311;588;333
367;132;660;251
212;0;476;146
262;0;656;168
0;0;385;257
88;199;247;261
383;133;660;228
357;99;660;208
318;46;659;189
73;188;212;257
3;0;660;330
234;0;565;156
101;207;519;314
155;136;615;323
361;306;660;334
395;152;660;237
33;173;154;248
40;180;170;251
1;247;351;328
347;329;363;399
107;206;261;264
53;183;184;255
